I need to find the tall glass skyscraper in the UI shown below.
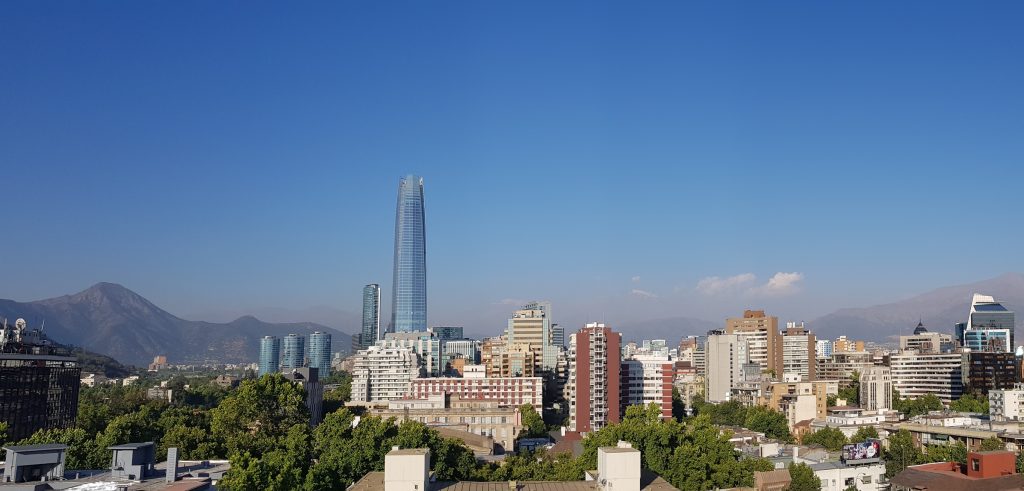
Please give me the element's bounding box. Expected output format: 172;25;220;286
282;333;306;370
258;336;281;377
392;174;427;332
308;331;332;373
362;284;381;344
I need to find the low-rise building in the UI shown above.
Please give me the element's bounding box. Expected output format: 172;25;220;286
890;450;1024;491
810;407;896;438
759;380;832;429
347;443;680;491
368;394;522;453
408;375;543;407
811;460;886;491
990;386;1024;422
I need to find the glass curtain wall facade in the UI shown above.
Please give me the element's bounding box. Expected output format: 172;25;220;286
259;336;281;376
392;174;427;332
308;331;332;373
362;284;381;344
282;334;306;370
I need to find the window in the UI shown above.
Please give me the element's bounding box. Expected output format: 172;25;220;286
973;459;980;471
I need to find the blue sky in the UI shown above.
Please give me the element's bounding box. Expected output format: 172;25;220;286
1;1;1022;334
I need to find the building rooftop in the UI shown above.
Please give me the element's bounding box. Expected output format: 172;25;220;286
2;443;68;453
974;304;1009;312
108;442;155;450
348;471;677;491
891;462;1024;491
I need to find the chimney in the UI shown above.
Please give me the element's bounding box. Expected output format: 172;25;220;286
597;444;640;491
384;448;431;491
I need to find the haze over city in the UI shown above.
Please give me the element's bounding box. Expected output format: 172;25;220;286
2;2;1023;336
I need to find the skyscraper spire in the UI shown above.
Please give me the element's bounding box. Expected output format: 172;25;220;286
392;174;427;332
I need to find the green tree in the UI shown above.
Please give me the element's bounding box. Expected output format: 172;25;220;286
787;462;821;491
950;393;989;413
744;406;792;442
671;386;686;421
895;393;944;418
850;426;879;442
520;403;548;438
924;441;966;465
885;429;922;478
220;424;312;491
17;427;98;470
979;436;1006;451
0;421;7;447
801;426;847;451
212;374;310;459
836;371;860;406
322;371;353;414
582;408;762;491
1016;450;1024;473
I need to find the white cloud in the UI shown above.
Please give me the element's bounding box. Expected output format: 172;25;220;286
631;275;641;283
695;273;757;295
750;272;804;296
630;289;658;299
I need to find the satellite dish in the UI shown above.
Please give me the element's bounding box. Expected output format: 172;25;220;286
15;318;26;330
1015;346;1023;357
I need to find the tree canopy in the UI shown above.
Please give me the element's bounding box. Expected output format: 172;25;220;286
801;426;847;451
788;462;821;491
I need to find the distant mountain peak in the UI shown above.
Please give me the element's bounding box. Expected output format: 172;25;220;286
811;272;1024;342
0;283;351;365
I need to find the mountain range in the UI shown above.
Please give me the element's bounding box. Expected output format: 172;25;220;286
0;282;351;366
809;272;1024;342
2;273;1021;366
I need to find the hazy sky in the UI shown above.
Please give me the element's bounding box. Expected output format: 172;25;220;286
2;1;1022;335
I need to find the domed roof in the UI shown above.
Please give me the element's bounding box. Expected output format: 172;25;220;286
913;320;928;335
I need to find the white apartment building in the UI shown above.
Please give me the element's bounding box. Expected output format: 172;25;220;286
815;339;834;359
621;353;674;419
705;332;747;403
781;322;815;381
379;332;442;376
859;366;892;411
888;351;963;403
990;386;1024;422
812;461;887;491
408;375;543;407
350;346;421;403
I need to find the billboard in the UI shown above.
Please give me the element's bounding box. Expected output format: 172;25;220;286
842;440;881;464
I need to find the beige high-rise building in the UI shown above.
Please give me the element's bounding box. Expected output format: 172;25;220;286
859;366;892;411
705;332;748;403
725;310;781;376
506;303;559;373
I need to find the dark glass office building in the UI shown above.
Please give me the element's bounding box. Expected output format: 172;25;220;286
392;174;427;332
0;320;80;441
362;284;381;345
